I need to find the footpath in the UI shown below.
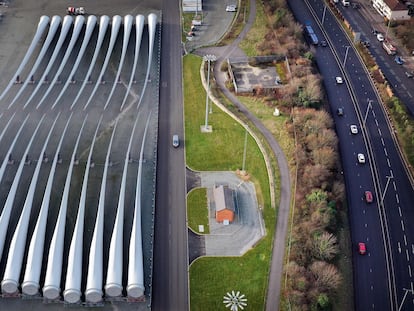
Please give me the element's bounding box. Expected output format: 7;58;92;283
184;0;292;310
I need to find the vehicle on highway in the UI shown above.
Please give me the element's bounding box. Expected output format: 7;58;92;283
358;242;367;255
304;24;319;46
350;124;358;134
371;28;379;35
341;0;350;6
226;4;237;12
320;40;327;47
357;153;366;164
376;33;385;42
333;0;339;3
362;40;370;47
382;41;397;55
352;2;360;9
337;107;344;116
394;55;404;65
67;6;85;15
364;191;373;203
405;71;413;79
335;76;344;84
172;134;180;148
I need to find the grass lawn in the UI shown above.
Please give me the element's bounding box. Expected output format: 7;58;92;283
187;188;210;234
184;54;276;310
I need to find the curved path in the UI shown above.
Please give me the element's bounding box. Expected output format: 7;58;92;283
194;1;291;310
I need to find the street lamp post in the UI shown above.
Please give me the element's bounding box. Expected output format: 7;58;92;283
322;5;327;25
364;99;373;125
202;54;216;132
343;45;351;67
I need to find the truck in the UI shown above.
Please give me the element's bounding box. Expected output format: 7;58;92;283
67;7;85;15
382;41;397;55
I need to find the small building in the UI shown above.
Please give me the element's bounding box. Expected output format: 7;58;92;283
183;0;203;13
214;185;235;223
372;0;410;20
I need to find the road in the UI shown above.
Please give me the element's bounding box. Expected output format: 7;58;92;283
152;0;188;311
336;2;414;115
289;0;414;310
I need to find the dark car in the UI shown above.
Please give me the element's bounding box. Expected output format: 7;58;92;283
405;71;413;79
364;191;373;203
371;28;379;35
362;40;370;47
395;56;404;65
320;40;327;47
352;2;360;9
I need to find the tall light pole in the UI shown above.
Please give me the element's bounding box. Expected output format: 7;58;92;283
381;171;394;206
322;5;327;25
202;54;216;132
364;99;373;125
343;45;350;67
242;128;248;173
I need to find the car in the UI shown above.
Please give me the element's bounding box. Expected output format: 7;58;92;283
394;56;404;65
405;71;413;79
172;134;180;148
320;40;327;47
352;2;360;9
226;4;237;12
333;0;339;3
350;124;358;134
337;107;344;116
357;153;366;164
67;6;85;15
358;242;366;255
362;40;370;47
371;28;379;35
364;191;373;203
335;76;343;84
376;33;384;42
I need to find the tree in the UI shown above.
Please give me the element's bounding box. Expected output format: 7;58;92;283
312;232;339;261
310;261;342;293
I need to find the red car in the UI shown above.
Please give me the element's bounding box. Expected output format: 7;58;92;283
358;242;366;255
364;191;373;203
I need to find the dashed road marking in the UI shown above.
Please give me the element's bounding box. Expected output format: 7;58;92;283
375;119;379;126
384;147;388;156
387;158;391;167
378;128;382;136
398;206;402;217
404;235;408;246
409;265;412;277
401;219;405;231
396;193;399;204
407;249;410;262
381;137;385;146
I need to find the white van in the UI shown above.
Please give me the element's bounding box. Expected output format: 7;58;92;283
342;0;350;6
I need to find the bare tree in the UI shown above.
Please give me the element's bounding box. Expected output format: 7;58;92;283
310;261;342;293
312;232;339;261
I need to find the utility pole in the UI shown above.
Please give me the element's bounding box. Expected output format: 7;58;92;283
343;45;350;67
364;99;373;124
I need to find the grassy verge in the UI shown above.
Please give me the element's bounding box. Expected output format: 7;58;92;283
185;54;276;310
187;188;210;234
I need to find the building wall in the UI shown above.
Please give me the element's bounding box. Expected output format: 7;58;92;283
183;0;203;12
372;0;409;20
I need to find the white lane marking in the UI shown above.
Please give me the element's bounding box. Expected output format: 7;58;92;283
371;285;374;291
399;242;402;253
396;193;400;204
407;249;410;262
378;128;382;136
398;206;402;217
381;137;385;146
402;84;407;90
408;91;412;98
401;220;405;231
387;158;391;167
411;282;413;292
384;147;388;156
370;268;373;273
404;235;408;246
409;265;412;277
412;244;414;254
393;181;397;191
396;76;401;83
375;118;379;126
372;110;376;118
